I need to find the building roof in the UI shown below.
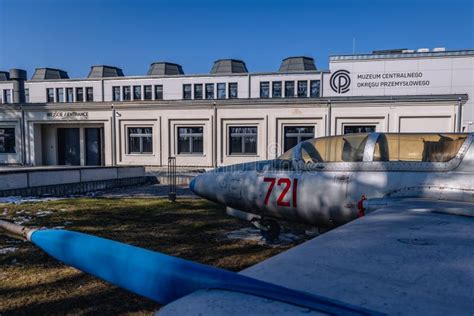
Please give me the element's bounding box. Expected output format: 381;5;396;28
210;59;248;74
148;62;184;76
330;49;474;61
279;56;317;72
88;65;124;78
0;71;10;81
31;68;69;80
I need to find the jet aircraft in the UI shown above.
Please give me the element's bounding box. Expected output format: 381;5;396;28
190;132;474;240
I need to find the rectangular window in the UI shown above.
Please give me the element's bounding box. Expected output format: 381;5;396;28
217;83;226;99
183;84;192;100
154;85;163;100
25;89;30;103
343;125;376;134
112;86;121;101
46;88;54;102
56;88;64;102
285;81;295;98
76;87;84;102
133;86;141;100
228;82;238;99
123;86;131;101
86;87;93;102
144;85;152;100
3;90;11;103
194;84;203;100
310;80;320;98
284;126;315;152
0;128;15;153
128;127;153;154
205;83;214;99
177;127;204;154
272;81;282;98
229;126;258;155
260;82;270;98
297;81;308;97
66;88;73;102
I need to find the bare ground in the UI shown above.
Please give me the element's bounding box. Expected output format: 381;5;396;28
0;198;311;315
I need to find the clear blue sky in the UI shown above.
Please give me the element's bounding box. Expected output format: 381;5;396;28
0;0;473;78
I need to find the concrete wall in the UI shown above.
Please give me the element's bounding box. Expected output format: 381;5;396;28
0;166;147;195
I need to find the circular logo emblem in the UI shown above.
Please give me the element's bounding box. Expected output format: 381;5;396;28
330;69;351;94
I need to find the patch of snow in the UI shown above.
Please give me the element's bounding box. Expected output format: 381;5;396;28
13;216;32;225
225;227;304;247
0;247;18;254
36;210;53;217
0;196;65;205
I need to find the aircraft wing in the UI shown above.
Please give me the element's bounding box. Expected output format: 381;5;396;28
159;199;474;315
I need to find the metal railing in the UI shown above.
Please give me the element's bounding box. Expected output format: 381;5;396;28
168;157;177;202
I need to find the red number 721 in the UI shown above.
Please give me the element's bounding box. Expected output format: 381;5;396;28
263;177;298;207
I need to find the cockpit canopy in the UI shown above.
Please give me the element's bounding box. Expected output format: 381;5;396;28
278;133;469;163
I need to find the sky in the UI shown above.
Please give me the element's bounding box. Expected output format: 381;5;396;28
0;0;473;78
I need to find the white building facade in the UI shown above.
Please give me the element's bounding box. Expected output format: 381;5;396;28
0;49;472;167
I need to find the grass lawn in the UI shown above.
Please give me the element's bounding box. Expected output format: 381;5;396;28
0;198;309;315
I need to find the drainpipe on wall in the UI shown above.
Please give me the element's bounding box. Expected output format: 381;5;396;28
457;97;463;132
327;99;332;136
21;107;26;165
111;106;117;166
213;102;218;168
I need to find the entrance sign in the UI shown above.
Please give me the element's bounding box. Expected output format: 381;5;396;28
47;112;89;119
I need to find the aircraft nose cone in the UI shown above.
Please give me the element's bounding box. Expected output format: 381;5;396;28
189;176;198;193
189;174;205;197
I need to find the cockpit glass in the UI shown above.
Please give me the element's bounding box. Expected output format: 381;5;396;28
382;133;467;162
278;133;469;163
278;134;370;163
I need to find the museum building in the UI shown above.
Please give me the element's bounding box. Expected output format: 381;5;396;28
0;47;472;167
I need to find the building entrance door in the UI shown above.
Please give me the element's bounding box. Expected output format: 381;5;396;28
57;128;80;165
85;128;103;166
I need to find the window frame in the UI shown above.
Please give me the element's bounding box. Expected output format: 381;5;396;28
66;87;74;102
283;125;315;152
122;86;131;101
183;84;192;100
285;81;295;98
133;85;142;101
310;80;320;98
46;88;55;102
25;88;30;103
76;87;84;102
194;84;203;100
85;87;94;102
205;83;214;99
56;88;64;103
143;85;152;100
228;82;238;99
127;127;153;155
217;83;226;99
176;126;204;155
112;86;121;101
260;81;270;98
272;81;282;98
297;80;308;98
154;85;163;100
228;126;258;156
0;127;16;154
